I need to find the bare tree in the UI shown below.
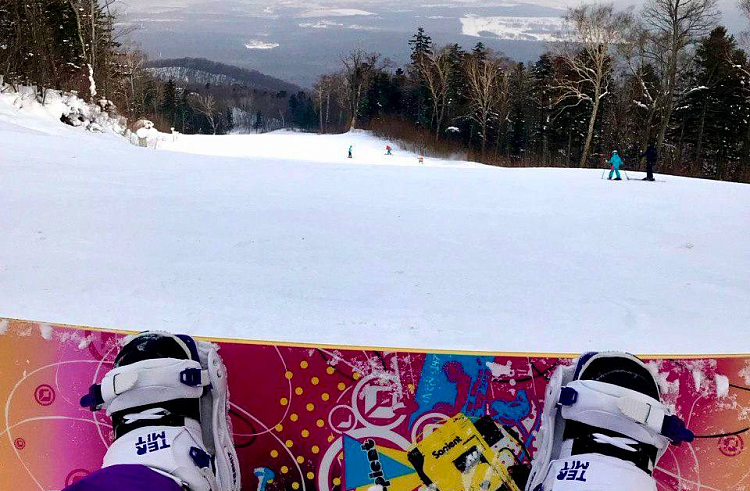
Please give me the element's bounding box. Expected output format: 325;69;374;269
740;0;750;45
341;49;380;130
330;72;349;129
464;53;512;156
619;21;665;153
418;45;456;141
117;49;146;115
67;0;98;100
642;0;718;152
313;74;334;134
190;93;218;134
551;3;631;167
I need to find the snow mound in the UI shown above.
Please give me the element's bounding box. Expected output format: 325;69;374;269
0;84;129;137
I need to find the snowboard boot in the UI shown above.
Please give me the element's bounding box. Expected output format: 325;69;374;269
80;332;241;491
614;177;622;180
525;352;693;491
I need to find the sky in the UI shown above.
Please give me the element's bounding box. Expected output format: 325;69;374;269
114;0;748;87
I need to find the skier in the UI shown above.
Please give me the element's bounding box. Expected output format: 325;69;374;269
523;351;693;491
608;150;623;181
348;145;353;159
640;143;658;181
386;145;393;156
65;332;241;491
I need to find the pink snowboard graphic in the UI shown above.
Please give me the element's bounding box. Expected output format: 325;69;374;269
0;317;748;491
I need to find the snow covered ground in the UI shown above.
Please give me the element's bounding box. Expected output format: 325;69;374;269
1;93;749;354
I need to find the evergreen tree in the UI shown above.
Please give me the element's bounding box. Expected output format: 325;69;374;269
507;63;530;158
673;26;750;178
472;43;487;61
253;110;264;133
408;27;433;65
529;54;555;163
161;79;178;127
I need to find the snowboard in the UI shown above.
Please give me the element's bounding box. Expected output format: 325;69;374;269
1;316;749;491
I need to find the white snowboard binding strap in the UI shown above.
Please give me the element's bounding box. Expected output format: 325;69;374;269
81;357;209;413
557;380;692;450
80;332;241;491
525;352;693;491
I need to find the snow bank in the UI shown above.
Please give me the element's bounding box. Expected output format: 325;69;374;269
0;84;129;137
0;84;174;147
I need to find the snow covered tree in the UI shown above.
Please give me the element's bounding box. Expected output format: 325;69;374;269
528;54;556;163
505;62;531;159
672;27;750;178
0;0;120;103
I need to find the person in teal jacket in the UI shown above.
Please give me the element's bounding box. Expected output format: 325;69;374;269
608;150;623;180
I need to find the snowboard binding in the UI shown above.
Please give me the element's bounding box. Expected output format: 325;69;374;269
80;332;241;491
526;351;693;491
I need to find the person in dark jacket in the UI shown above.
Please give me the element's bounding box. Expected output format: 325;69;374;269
640;143;658;181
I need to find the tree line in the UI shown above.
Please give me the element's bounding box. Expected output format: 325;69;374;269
314;0;750;183
0;1;317;135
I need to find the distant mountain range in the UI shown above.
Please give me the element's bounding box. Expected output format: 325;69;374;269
145;58;301;93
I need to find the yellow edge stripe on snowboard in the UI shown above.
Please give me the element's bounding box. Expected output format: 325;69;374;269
1;315;747;360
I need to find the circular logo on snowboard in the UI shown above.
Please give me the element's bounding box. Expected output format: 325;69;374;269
329;405;357;433
718;435;744;457
13;438;26;450
34;384;56;406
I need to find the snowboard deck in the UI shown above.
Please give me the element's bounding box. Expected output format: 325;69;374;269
1;317;749;491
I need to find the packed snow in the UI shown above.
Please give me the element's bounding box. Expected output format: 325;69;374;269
1;89;749;354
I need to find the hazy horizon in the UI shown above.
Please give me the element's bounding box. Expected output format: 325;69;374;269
114;0;748;87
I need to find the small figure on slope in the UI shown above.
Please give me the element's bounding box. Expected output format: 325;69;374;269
640;143;658;182
608;150;623;181
348;145;353;159
418;155;424;164
65;332;241;491
523;351;693;491
386;144;393;156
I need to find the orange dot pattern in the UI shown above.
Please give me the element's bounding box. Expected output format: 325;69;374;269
269;355;367;491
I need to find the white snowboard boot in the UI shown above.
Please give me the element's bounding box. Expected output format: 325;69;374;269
80;332;241;491
526;352;693;491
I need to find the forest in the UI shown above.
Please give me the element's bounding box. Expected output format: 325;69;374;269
1;0;750;182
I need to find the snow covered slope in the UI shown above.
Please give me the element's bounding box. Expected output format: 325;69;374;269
1;97;749;354
159;130;469;167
